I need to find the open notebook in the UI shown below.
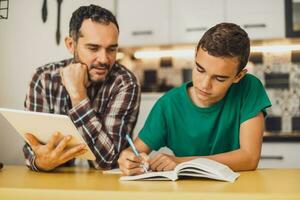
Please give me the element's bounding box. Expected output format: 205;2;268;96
120;158;240;183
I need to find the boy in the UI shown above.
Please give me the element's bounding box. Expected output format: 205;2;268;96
118;23;271;175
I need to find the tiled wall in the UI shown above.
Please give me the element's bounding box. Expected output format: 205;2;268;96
122;50;300;134
251;51;300;133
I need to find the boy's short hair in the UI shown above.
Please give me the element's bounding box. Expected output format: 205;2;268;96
196;23;250;72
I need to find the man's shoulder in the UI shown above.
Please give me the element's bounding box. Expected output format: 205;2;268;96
109;63;139;86
34;58;71;78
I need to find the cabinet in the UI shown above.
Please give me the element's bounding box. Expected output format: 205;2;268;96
285;0;300;37
258;142;300;168
226;0;285;40
117;0;285;47
170;0;225;44
117;0;170;47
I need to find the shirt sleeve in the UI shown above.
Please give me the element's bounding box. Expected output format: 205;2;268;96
138;98;167;151
240;75;272;124
68;82;140;169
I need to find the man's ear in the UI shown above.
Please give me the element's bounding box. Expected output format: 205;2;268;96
233;69;247;83
65;36;75;55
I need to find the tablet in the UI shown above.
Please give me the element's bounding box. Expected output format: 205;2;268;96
0;108;96;160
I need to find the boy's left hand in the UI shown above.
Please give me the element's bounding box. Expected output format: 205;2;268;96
149;153;178;172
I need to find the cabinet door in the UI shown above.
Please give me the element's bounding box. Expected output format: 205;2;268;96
117;0;170;47
226;0;285;40
259;143;300;168
170;0;225;44
66;0;115;13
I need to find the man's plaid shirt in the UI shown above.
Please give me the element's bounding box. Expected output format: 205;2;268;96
23;58;140;171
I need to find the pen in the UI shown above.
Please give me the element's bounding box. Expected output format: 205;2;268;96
125;134;148;173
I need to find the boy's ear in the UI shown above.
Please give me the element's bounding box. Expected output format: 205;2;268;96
65;36;75;55
233;69;247;83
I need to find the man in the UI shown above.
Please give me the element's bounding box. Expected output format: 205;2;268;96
118;23;271;175
23;5;140;171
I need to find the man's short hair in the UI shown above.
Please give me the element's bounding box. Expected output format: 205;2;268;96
69;4;119;41
196;23;250;72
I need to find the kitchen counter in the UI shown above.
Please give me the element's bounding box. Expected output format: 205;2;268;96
1;166;300;200
263;135;300;142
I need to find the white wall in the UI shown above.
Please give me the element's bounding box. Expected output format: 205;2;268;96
0;0;115;165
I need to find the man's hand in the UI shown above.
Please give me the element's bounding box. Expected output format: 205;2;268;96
149;153;178;172
25;132;87;171
118;148;149;176
60;63;90;107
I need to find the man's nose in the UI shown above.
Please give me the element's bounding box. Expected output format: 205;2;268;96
96;49;109;64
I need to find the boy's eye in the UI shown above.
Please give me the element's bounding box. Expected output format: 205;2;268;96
215;77;226;82
196;67;204;73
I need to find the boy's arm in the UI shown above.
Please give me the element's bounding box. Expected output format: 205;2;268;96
174;112;265;171
127;112;264;173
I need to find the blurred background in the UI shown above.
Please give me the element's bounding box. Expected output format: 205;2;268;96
0;0;299;168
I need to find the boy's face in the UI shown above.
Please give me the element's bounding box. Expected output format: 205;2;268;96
191;48;246;107
67;19;119;83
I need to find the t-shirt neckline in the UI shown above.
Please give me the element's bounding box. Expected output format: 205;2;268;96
183;81;225;113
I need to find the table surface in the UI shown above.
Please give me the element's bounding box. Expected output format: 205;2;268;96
0;166;300;200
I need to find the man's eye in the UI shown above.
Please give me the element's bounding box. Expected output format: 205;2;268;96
107;48;117;52
88;48;98;51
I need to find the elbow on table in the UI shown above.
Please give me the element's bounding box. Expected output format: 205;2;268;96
93;151;120;170
244;154;260;171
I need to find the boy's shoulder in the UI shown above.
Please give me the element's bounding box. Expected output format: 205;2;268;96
239;73;262;86
232;73;264;93
158;83;187;103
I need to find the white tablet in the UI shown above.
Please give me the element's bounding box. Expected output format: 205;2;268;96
0;108;96;160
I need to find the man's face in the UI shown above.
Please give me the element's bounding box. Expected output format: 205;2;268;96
191;48;246;107
73;19;118;83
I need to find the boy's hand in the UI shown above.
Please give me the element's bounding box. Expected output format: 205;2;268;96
118;148;149;176
149;153;178;172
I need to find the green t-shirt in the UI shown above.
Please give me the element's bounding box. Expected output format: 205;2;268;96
139;74;272;156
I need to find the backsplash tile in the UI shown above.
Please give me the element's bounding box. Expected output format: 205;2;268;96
121;49;300;134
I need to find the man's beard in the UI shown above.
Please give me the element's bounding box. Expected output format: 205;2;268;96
73;51;111;84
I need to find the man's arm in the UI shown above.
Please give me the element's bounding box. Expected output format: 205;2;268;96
68;82;140;169
174;112;265;171
23;69;86;171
